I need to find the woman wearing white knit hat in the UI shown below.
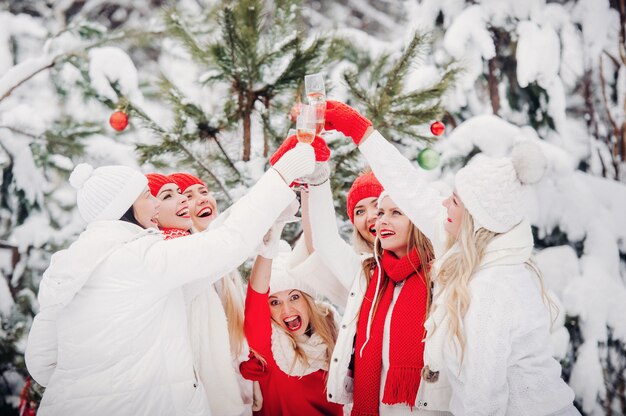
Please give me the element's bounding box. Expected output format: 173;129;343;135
322;101;580;416
24;141;315;416
240;210;342;415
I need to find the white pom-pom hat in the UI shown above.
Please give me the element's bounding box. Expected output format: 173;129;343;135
69;163;148;223
269;240;318;298
455;141;547;233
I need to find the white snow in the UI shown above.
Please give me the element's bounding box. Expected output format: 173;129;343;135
88;47;143;104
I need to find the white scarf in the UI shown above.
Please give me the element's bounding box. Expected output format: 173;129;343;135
270;325;329;376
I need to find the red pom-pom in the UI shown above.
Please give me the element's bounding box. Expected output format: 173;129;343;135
109;111;129;131
430;121;445;136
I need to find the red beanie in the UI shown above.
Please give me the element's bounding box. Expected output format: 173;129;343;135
346;171;383;223
169;173;206;193
146;173;176;197
270;135;331;166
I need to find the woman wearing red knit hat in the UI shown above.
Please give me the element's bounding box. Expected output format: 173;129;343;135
155;172;253;416
169;173;218;233
320;100;579;416
271;134;435;415
25;140;317;416
237;134;342;415
145;173;193;239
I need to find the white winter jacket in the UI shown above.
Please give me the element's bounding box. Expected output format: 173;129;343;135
308;178;448;415
359;131;577;415
25;170;295;416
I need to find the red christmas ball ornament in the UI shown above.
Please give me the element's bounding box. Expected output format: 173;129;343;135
430;121;445;136
109;110;129;131
289;102;303;123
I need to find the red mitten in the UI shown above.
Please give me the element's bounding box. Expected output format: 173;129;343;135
269;135;331;165
324;100;372;145
239;354;269;381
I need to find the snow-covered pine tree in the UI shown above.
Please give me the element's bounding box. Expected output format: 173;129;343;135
326;31;458;222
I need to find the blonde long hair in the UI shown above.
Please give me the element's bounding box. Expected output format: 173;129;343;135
437;209;557;363
361;221;434;318
258;292;338;373
215;270;246;357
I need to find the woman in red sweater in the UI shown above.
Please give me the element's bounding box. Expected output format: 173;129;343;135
241;233;343;416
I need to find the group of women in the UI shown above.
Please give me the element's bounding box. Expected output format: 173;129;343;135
25;100;580;416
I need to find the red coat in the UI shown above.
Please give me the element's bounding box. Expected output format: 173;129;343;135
240;286;343;416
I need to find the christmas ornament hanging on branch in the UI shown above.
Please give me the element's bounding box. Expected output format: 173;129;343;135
417;147;440;170
430;121;445;136
416;121;446;170
109;98;130;131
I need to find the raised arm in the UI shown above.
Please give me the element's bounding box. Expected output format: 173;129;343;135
244;255;275;362
324;100;449;257
287;191;350;307
144;143;315;289
307;181;363;292
359;131;448;257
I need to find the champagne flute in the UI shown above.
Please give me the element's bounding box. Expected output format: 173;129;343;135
304;73;326;135
296;105;317;144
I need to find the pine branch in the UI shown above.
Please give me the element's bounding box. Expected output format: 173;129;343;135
0;28;163;102
163;9;211;65
343;31;458;147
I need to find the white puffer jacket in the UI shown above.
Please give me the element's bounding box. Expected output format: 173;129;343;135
359;131;577;415
25;170;295;416
306;181;369;405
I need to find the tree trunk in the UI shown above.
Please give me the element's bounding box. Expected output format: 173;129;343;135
487;58;500;115
242;110;251;161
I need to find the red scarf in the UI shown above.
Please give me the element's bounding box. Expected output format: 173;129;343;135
161;228;191;240
352;249;428;416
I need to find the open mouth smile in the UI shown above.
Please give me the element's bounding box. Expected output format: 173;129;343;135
379;229;395;239
176;208;190;218
284;315;302;332
198;206;213;218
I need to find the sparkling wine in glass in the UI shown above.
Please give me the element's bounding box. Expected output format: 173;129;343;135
304;73;326;135
296;105;317;144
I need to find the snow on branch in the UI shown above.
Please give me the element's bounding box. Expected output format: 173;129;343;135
0;29;163;102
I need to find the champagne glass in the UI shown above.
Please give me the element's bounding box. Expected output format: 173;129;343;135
304;73;326;135
296;105;316;144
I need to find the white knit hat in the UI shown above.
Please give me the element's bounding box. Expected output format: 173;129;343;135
455;141;547;233
269;241;318;298
69;163;148;223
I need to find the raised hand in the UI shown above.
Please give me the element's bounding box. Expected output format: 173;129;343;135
270;134;330;165
324;100;372;145
270;139;315;186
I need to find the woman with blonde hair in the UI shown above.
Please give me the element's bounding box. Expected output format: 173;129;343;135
323;100;580;415
240;228;343;415
145;173;251;416
24;140;316;416
271;136;435;415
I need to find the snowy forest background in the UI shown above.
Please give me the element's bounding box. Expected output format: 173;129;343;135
1;0;625;415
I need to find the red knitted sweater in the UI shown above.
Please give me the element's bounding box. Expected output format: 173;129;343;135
240;286;343;416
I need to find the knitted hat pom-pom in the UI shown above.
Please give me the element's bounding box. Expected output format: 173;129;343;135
69;163;94;190
510;141;547;185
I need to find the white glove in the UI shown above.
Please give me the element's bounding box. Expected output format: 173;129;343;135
257;200;299;259
257;222;286;259
272;143;315;185
300;161;330;186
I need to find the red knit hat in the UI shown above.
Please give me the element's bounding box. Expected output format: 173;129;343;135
146;173;176;197
269;135;331;166
346;171;383;223
169;172;206;193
